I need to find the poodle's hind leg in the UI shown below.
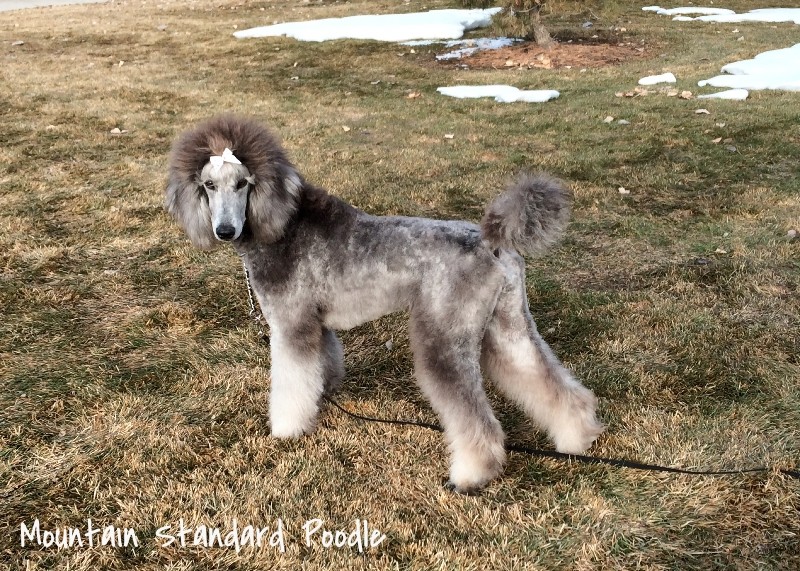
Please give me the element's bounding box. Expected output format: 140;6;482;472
410;305;506;495
321;327;345;396
482;253;603;454
268;317;329;438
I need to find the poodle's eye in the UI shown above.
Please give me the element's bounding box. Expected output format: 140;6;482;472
236;179;250;191
203;180;216;192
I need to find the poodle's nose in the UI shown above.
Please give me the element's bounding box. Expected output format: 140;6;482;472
215;225;236;241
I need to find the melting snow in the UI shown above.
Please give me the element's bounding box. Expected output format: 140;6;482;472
0;0;105;10
437;86;560;103
435;37;519;61
645;7;800;93
694;8;800;24
234;8;502;42
233;5;800;101
639;72;677;85
643;6;800;25
698;44;800;91
697;88;749;100
642;6;735;16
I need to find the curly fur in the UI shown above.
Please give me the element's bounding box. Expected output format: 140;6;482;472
165;115;301;249
481;172;571;256
165;115;603;494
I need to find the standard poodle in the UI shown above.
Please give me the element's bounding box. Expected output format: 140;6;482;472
165;115;603;493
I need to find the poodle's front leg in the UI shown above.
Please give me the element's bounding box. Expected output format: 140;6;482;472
268;318;326;439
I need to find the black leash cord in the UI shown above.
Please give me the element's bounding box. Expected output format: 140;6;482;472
322;396;800;480
242;263;796;480
324;394;445;433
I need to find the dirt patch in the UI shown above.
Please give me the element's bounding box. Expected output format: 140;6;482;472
437;40;646;70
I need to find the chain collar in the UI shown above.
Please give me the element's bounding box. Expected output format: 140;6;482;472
240;256;269;339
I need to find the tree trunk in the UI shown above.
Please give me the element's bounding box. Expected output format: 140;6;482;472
509;1;553;48
530;6;553;47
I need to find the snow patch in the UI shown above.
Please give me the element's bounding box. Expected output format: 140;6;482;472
653;7;735;16
645;8;800;93
437;85;560;103
234;8;502;42
638;72;677;85
694;8;800;24
0;0;105;11
698;44;800;91
643;6;800;25
697;89;749;100
402;40;436;46
435;37;519;61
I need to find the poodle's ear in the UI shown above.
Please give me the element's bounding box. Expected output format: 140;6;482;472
246;165;301;243
164;172;219;251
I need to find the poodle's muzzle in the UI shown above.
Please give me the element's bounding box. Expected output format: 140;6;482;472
199;161;254;242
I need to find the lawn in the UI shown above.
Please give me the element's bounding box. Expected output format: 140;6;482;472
1;0;798;569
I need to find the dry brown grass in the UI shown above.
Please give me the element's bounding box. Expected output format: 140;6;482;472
1;0;799;569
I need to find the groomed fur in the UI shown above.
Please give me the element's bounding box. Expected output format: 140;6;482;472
480;172;571;256
165;115;602;494
165;114;302;249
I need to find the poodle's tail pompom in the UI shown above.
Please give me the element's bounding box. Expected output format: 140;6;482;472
480;172;571;256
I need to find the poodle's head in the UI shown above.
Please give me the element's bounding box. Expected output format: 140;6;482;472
165;115;302;250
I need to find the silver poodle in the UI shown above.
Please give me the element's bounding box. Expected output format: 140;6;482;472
165;115;603;493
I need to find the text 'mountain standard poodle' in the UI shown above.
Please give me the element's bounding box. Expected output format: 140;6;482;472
165;115;603;493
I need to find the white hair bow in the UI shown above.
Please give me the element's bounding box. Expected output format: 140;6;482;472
209;148;242;173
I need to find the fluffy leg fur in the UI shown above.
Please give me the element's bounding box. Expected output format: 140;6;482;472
481;251;603;454
268;319;326;438
321;328;345;396
409;279;507;494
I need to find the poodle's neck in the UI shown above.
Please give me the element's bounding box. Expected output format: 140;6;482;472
234;183;359;269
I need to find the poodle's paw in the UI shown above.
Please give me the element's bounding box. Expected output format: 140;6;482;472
553;418;603;455
446;440;505;494
322;372;343;397
270;415;315;439
552;386;604;454
443;479;483;496
269;385;321;439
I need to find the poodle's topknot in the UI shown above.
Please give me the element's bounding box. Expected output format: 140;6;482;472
480;172;571;256
167;114;293;189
